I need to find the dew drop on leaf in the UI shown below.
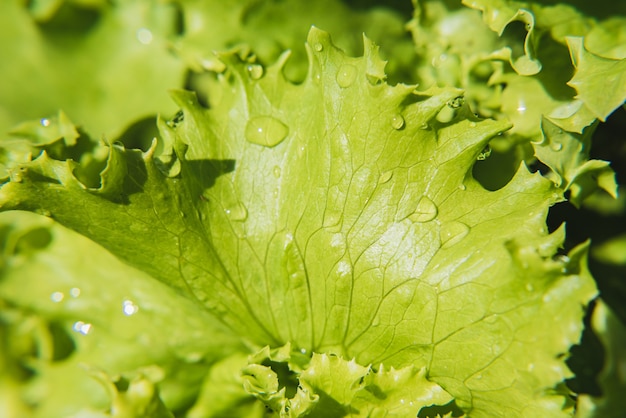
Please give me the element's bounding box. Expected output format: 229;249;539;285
439;221;470;248
390;114;405;130
245;116;289;147
409;196;438;223
378;170;393;184
273;166;281;178
247;64;264;80
40;118;50;127
72;321;93;335
313;43;323;52
336;64;357;88
323;209;342;229
122;299;139;316
51;291;64;302
551;142;563;151
226;202;248;222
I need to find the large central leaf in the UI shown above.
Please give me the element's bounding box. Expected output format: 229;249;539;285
0;28;596;415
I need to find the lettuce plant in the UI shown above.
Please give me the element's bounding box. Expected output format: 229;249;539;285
1;0;625;417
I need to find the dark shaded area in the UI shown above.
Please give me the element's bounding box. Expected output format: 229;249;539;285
180;159;236;192
48;322;76;361
418;399;465;417
472;145;519;191
261;359;299;398
566;299;605;397
548;107;626;396
547;106;626;320
34;1;101;36
116;116;161;152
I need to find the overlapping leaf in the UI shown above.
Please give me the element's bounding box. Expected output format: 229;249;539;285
0;27;598;416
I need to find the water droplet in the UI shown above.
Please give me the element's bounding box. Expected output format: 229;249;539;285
336;64;357;88
273;166;281;178
420;123;430;130
313;43;323;52
458;184;466;191
542;293;552;303
525;283;534;292
378;170;393;184
409;196;438;223
40;118;50;127
469;121;477;128
323;210;342;229
551;142;563;151
528;363;535;371
390;114;405;130
51;292;64;302
73;321;92;335
225;202;248;221
70;288;81;298
484;314;498;324
247;64;264;80
439;221;470;249
245;116;289;147
122;300;139;316
136;28;153;45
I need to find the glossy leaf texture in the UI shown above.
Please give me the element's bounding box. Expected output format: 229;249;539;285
0;27;598;416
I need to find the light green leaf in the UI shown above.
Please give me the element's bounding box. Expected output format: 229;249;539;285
241;344;453;417
461;0;542;75
0;0;184;138
566;37;626;122
532;117;617;207
0;210;244;417
0;27;597;416
175;0;414;82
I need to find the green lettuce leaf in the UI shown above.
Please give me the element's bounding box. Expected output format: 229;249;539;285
173;0;415;82
408;0;623;205
0;27;598;416
0;0;184;138
0;210;244;417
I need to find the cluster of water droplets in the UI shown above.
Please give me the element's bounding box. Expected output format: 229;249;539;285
50;287;140;336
